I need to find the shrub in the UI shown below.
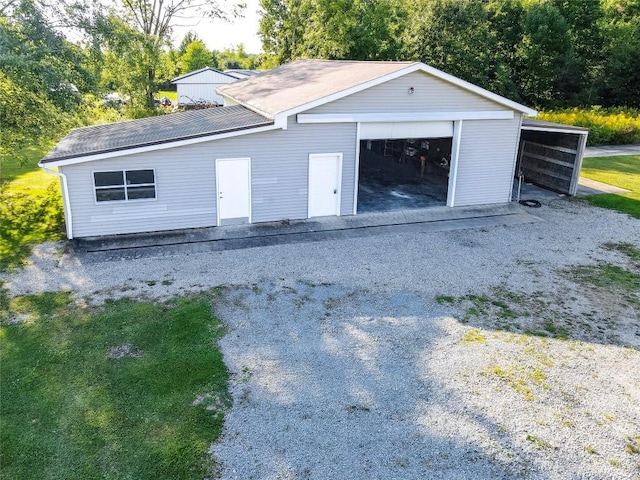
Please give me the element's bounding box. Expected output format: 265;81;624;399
537;107;640;146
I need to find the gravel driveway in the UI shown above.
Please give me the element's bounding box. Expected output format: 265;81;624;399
2;199;639;479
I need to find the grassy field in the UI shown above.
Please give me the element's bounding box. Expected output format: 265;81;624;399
581;155;640;218
0;292;230;480
158;90;178;102
0;148;64;271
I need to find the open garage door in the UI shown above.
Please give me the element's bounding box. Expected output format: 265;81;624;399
517;119;589;196
357;122;453;213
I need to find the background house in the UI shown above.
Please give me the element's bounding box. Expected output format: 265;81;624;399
170;67;238;106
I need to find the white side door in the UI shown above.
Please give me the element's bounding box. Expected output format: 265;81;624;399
308;153;342;218
216;157;251;226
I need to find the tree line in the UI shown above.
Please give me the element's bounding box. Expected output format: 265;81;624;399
0;0;255;160
1;0;639;162
259;0;640;109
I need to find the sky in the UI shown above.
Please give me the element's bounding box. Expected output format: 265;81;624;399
172;0;263;54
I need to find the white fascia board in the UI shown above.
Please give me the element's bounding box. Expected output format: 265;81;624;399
38;124;282;168
521;125;589;135
297;111;514;124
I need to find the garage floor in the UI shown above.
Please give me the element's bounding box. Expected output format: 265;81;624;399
357;145;449;213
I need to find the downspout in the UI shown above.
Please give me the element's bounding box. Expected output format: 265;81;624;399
40;165;73;239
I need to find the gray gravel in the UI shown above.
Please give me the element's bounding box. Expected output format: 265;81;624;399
2;198;639;479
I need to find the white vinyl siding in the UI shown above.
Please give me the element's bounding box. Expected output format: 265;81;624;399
62;118;356;237
308;71;509;114
173;69;237;105
453;116;522;206
176;84;229;105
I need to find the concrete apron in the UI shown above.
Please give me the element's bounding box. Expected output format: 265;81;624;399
75;203;543;260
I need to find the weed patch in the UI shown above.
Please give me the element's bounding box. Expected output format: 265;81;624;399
568;264;640;291
525;433;557;450
537;108;640;146
603;242;640;265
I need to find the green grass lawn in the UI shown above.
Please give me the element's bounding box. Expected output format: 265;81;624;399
158;90;178;102
581;155;640;218
0;292;230;480
0;147;64;271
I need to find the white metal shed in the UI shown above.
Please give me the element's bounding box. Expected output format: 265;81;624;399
171;67;238;106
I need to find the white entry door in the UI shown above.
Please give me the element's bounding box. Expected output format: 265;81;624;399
308;153;342;218
216;157;251;226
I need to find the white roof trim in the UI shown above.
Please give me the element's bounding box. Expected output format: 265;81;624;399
297;111;514;124
171;67;236;83
418;64;538;117
521;125;589;136
217;91;276;120
222;62;537;118
38;124;283;168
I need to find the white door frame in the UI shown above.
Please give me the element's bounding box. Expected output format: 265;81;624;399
446;120;463;207
308;153;343;218
215;157;252;226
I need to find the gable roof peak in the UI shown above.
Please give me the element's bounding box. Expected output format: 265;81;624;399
217;59;536;118
171;67;236;83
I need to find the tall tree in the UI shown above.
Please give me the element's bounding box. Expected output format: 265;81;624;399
515;1;575;107
178;30;201;55
111;0;243;107
404;0;500;90
259;0;310;65
598;0;640;107
180;40;215;72
0;0;90;160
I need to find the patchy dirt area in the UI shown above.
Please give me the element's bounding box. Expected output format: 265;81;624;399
212;273;639;480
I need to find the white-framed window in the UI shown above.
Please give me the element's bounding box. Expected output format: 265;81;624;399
93;169;156;202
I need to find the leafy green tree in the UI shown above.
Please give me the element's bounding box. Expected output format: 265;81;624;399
180;40;215;73
300;0;405;60
259;0;404;64
515;1;575;107
178;30;201;55
551;0;605;104
218;44;258;70
259;0;311;64
404;0;500;90
598;0;640;107
0;1;91;160
107;0;243;108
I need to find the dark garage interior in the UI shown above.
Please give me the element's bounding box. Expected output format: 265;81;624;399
357;137;452;213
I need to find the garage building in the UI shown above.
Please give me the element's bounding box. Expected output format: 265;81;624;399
41;59;544;239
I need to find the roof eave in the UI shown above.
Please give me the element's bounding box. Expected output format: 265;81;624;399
39;121;278;168
171;67;237;83
417;64;538;116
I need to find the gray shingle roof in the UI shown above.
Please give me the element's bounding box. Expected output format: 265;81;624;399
217;59;417;116
41;106;273;163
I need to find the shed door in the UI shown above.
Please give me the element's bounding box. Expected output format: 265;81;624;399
308;153;342;218
216;157;251;226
